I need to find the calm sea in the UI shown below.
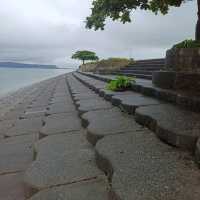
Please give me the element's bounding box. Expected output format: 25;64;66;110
0;67;75;97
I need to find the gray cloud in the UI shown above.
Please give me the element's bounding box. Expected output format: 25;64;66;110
0;0;197;67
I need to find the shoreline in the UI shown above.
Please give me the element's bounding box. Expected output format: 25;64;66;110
0;72;71;118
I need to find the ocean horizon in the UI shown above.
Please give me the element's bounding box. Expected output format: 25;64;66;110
0;67;75;98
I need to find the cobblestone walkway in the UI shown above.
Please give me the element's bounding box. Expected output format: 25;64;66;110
0;73;199;200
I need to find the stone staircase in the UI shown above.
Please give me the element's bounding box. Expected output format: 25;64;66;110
0;72;200;199
75;71;200;161
112;58;165;79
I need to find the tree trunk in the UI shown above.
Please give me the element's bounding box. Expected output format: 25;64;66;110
196;0;200;40
82;60;85;65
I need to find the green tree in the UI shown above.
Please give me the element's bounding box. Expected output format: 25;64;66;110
86;0;200;40
71;50;99;64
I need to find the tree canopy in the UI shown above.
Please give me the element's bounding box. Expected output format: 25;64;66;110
71;50;99;64
86;0;192;30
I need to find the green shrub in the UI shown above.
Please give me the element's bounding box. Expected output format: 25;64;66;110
173;39;200;48
106;76;135;91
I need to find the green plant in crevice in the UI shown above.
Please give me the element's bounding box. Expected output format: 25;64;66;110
106;76;135;91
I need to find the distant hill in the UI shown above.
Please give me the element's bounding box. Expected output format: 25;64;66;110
0;62;58;69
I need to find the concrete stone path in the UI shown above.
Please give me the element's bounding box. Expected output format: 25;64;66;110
0;74;109;199
1;72;200;199
69;72;200;199
74;72;200;153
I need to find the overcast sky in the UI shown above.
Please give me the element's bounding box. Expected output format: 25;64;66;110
0;0;197;67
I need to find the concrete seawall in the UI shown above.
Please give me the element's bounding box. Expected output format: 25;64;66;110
0;72;199;200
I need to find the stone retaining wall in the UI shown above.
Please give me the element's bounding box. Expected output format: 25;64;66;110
166;48;200;72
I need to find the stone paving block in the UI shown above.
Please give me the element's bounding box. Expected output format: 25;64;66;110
28;178;109;200
0;172;32;200
0;119;15;135
96;131;200;200
20;106;47;119
76;98;113;115
52;92;69;98
40;113;81;136
0;137;34;174
74;75;106;92
25;148;105;190
71;87;92;95
20;111;46;119
99;89;132;100
46;102;76;115
5;118;43;137
135;104;200;150
82;107;142;145
50;96;72;104
111;92;161;114
1;109;25;121
34;131;91;159
30;100;50;108
72;92;98;101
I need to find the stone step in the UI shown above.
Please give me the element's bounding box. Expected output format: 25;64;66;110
5;117;43;137
28;178;109;200
119;69;154;75
112;71;153;80
78;71;200;113
0;135;36;175
135;104;200;151
125;66;163;71
81;107;143;145
73;72;200;162
25;144;105;190
40;112;82;137
96;131;200;200
67;73;200;200
126;64;164;70
135;58;165;64
46;102;76;115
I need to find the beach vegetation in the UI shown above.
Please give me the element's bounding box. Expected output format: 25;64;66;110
106;75;135;91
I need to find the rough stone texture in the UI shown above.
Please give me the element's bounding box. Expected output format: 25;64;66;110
73;92;98;101
111;92;161;114
96;131;200;200
99;89;131;101
135;104;200;151
50;96;72;104
82;107;142;145
152;71;176;89
46;102;76;115
195;138;200;168
21;110;46;119
74;73;106;92
76;72;200;113
76;98;113;115
29;100;50;108
0;108;25;121
153;71;200;92
20;106;47;119
34;131;91;159
166;47;200;72
5;117;43;137
28;178;109;200
0;119;15;136
25;148;105;190
0;172;32;200
0;136;34;174
40;112;82;136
